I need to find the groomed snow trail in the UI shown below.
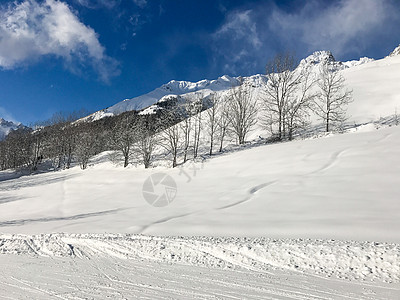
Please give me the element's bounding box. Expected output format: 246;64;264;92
0;234;399;299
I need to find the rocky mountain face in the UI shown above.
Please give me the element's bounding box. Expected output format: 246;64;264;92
0;118;25;140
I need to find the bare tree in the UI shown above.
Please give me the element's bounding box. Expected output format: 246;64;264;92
262;53;318;140
205;93;220;155
180;103;192;163
135;116;158;168
1;128;32;169
29;130;43;171
43;123;65;170
226;78;258;144
192;99;203;159
262;53;302;140
109;113;137;168
218;97;231;152
63;125;76;169
160;109;181;168
0;141;6;170
75;125;99;170
315;64;353;132
285;68;316;140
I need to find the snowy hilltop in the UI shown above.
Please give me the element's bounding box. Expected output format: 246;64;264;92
81;50;374;122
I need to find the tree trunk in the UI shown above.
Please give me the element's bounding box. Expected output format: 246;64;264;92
326;112;330;132
124;155;129;168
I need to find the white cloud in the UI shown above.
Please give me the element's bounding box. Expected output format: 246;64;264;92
214;10;261;49
211;9;263;74
210;0;400;75
132;0;146;9
75;0;119;9
0;0;119;81
269;0;399;56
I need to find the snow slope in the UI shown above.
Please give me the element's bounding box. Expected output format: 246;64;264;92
1;125;400;243
345;54;400;123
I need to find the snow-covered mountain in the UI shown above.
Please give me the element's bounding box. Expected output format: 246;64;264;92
81;50;375;122
81;75;240;122
298;50;374;70
0;118;24;140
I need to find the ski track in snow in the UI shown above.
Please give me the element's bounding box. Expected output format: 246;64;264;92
138;211;201;234
139;181;278;234
0;173;79;191
217;181;278;211
307;149;348;176
130;140;378;236
210;147;347;214
0;233;399;299
0;208;130;228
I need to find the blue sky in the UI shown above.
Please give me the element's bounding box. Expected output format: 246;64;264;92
1;0;400;125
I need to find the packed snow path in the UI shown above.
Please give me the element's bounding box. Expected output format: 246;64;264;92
0;234;399;299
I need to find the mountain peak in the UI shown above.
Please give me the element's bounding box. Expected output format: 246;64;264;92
300;51;336;66
389;44;400;57
0;118;18;127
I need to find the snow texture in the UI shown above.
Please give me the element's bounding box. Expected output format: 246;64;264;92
0;233;399;299
1;233;399;283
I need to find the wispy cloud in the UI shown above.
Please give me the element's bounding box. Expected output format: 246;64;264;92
0;106;17;123
74;0;120;9
210;0;400;75
211;9;264;74
215;10;261;49
75;0;146;10
0;0;119;82
269;0;400;57
128;12;149;35
132;0;147;9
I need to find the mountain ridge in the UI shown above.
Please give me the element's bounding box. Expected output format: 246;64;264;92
81;49;380;123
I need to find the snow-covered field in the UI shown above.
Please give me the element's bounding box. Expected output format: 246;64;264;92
1;125;400;241
1;124;400;298
2;52;400;299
